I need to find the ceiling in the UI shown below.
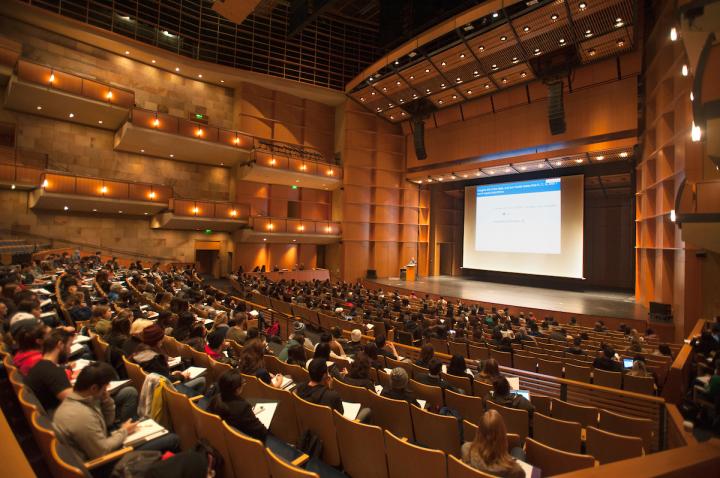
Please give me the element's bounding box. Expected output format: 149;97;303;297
348;0;637;123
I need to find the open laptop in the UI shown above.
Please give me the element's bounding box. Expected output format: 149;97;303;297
623;358;634;370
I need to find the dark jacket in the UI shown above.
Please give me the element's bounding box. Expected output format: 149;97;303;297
416;373;459;393
381;387;419;406
295;382;343;412
208;397;268;442
342;375;374;390
487;392;535;413
593;356;622;372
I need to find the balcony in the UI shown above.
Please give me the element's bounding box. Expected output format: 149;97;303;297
236;217;341;244
29;172;171;216
5;60;134;130
237;141;342;190
151;199;249;232
114;108;254;166
0;147;46;190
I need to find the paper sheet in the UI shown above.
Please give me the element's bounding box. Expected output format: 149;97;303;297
108;380;131;393
168;356;182;368
516;459;540;478
279;375;295;390
342;401;362;420
253;402;278;429
417;399;427;409
507;376;520;391
123;419;168;446
73;335;91;344
69;343;85;356
31;288;52;296
374;385;383;394
183;366;206;380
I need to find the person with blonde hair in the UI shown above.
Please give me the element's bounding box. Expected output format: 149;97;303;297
461;409;525;478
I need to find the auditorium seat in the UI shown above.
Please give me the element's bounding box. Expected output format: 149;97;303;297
90;335;109;362
524;437;595;475
251;380;300;445
468;344;490;361
447;453;496;478
529;395;551;416
472;380;493;399
429;337;449;354
224;421;273;478
367;393;414;440
384;430;446;478
8;369;24;395
599;409;654;452
486;401;529;440
264;355;310;384
410;404;462;456
122;355;146;392
585;426;644;464
444;389;484;424
489;349;512;368
532;413;583;453
333;410;389;478
462;420;522;452
441;372;472;395
18;386;46;421
564;362;592;383
266;448;318;478
162;383;200;450
189;401;235;478
513;354;538;373
537;358;563;378
333;378;373;406
208;359;233;387
623;374;656;395
409;379;444;409
292;393;341;467
551;399;599;428
386;356;413;376
411;363;429;380
593;369;623;389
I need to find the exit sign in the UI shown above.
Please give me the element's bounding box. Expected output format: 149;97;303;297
191;113;209;124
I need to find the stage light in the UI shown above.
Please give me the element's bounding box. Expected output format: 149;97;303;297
670;27;678;41
691;122;701;142
148;191;156;199
106;91;113;100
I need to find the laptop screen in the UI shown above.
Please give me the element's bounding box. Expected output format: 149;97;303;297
623;358;634;369
515;390;530;400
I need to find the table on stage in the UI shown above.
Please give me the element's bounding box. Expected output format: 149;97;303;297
243;269;330;282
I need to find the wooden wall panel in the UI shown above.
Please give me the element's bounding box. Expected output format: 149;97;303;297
343;242;370;281
373;205;400;223
298;244;318;269
342;223;371;241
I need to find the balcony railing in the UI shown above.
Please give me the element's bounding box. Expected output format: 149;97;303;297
16;59;135;109
252;149;341;180
0;146;47;186
171;199;250;220
676;178;720;221
130;108;254;150
250;217;340;235
40;172;172;203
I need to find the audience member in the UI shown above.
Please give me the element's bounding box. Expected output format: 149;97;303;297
461;409;525;478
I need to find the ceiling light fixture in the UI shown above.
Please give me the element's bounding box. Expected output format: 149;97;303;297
691;121;702;141
425;68;430;73
63;206;69;211
579;2;587;10
554;161;562;166
690;92;694;101
537;163;545;169
615;18;624;27
585;29;592;38
125;50;130;55
551;14;559;21
175;67;180;72
588;48;596;56
681;64;689;76
670;27;678;41
169;154;174;158
98;120;103;124
502;78;507;83
452;95;457;99
500;35;507;41
485;83;490;89
151;59;156;63
492;12;499;18
49;73;55;83
619;152;628;158
478;45;485;51
68;113;74;118
617;39;625;47
467;90;472;94
596;155;605;160
559;38;565;44
460;53;465;59
106;90;113;100
575;159;583;163
198;74;203;78
523;26;530;32
521;72;527;78
36;106;42;110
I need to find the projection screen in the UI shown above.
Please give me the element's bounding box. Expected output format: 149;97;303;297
462;175;584;278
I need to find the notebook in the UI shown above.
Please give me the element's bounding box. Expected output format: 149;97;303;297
342;401;362;420
516;459;541;478
252;401;279;429
167;356;182;368
417;399;427;409
183;366;206;380
279;375;295;390
123;419;168;447
73;335;91;344
108;380;131;393
374;385;383;394
69;343;85;356
31;288;52;296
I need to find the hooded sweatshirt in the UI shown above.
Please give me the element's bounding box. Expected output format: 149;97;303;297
14;349;43;375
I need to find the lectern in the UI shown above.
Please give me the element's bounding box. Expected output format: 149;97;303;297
405;264;416;281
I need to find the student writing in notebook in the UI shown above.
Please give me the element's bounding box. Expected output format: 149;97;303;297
209;369;268;442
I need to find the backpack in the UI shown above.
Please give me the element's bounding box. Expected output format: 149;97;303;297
298;430;324;459
110;450;162;478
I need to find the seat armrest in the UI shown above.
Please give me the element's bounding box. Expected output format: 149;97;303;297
84;446;133;470
291;454;310;467
189;395;204;402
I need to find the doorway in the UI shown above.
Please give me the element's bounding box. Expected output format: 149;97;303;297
439;243;454;276
195;250;219;277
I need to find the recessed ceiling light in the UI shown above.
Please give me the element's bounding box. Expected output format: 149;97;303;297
151;59;156;63
92;208;97;212
585;29;592;38
521;72;527;78
681;64;688;76
467;90;472;94
489;171;495;175
371;91;376;95
462;174;468;178
523;26;530;32
551;14;559;21
492;12;499;18
500;36;507;41
63;206;68;211
670;27;678;41
588;48;596;56
502;78;507;83
596;155;605;160
425;68;430;73
409;75;414;80
575;159;583;163
460;53;465;59
98;120;103;124
175;67;180;72
441;61;446;66
382;87;387;91
617;39;625;47
473;70;479;76
68;113;74;118
198;74;202;78
36;106;42;110
478;46;485;51
396;81;401;85
534;48;541;55
492;64;498;69
426;89;431;93
520;166;527;171
485;83;490;89
456;77;462;82
169;154;174;158
263;238;267;241
619;152;628;158
118;210;123;214
220;80;224;83
452;95;457;99
125;50;130;55
554;161;562;166
394;60;399;65
537;163;545;169
11;184;15;190
438;177;444;181
579;2;587;10
390;115;395;119
441;83;446;88
559;38;565;44
144;212;148;215
438;100;444;104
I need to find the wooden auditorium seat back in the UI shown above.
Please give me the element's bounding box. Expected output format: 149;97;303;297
444;388;484;425
532;412;583;453
486;401;529;441
410;404;462;457
251;378;300;446
122;355;147;392
189;401;235;478
585;425;644;464
292;392;341;466
408;379;443;410
599;409;655;452
266;447;318;478
367;392;415;441
384;429;447;478
551;399;599;428
524;437;595;476
332;378;373;407
623;374;656;395
593;368;622;388
223;421;272;478
162;383;199;450
332;410;389;478
447;453;496;478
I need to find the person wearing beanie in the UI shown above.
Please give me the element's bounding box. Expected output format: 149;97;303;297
132;324;206;397
122;318;154;356
380;367;419;406
345;329;364;356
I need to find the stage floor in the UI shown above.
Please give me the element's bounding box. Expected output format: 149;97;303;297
371;276;646;321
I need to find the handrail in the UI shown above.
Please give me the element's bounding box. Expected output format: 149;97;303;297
170;198;250;220
40;171;172;203
666;403;697;449
16;58;134;94
250;149;341;178
249;217;341;235
0;145;49;169
16;58;134;108
663;319;706;404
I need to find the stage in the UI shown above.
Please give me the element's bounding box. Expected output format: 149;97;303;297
369;276;647;323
